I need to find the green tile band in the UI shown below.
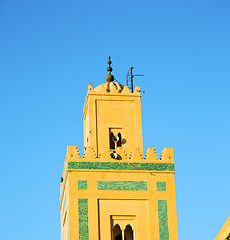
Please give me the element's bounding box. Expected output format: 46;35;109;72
157;182;166;191
68;162;174;172
97;181;147;191
158;200;169;240
78;180;88;190
78;199;89;240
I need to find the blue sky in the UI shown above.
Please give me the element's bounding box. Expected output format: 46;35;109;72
0;0;230;239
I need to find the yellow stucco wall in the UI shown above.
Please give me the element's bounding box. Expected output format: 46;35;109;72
214;217;230;240
83;83;143;157
60;82;178;240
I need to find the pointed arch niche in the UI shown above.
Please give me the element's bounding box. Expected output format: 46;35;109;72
113;224;122;240
109;128;123;150
124;225;133;240
111;216;135;240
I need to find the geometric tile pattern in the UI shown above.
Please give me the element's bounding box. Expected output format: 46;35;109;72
78;198;89;240
97;180;147;191
68;162;175;172
158;200;169;240
157;182;166;191
78;180;88;190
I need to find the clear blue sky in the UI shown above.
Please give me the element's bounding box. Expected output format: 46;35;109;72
0;0;229;239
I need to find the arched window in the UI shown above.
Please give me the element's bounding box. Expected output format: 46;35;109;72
110;132;115;149
124;225;133;240
117;132;122;147
113;224;122;240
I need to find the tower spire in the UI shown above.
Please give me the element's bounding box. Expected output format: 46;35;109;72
106;56;114;82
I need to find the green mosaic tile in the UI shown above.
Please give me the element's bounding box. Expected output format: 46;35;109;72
78;180;88;190
158;200;169;240
78;198;89;240
68;162;175;172
97;181;147;191
157;182;166;191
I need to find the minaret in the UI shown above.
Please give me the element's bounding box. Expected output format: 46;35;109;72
60;57;178;240
83;56;143;158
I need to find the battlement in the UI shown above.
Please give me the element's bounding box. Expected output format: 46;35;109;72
60;146;175;201
65;146;174;163
61;146;174;179
86;83;141;95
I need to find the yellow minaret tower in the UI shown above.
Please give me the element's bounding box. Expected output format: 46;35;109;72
60;57;178;240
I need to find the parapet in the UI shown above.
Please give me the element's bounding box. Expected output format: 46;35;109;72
86;83;141;95
60;145;175;200
64;146;174;163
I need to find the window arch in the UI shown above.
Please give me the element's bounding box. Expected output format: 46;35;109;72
117;132;122;147
110;132;115;149
124;225;133;240
113;224;122;240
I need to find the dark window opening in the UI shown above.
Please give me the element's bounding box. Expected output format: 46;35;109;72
110;132;115;149
117;132;122;147
124;225;133;240
115;234;122;240
113;225;122;240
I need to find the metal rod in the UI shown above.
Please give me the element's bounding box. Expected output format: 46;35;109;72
126;67;144;93
130;67;134;93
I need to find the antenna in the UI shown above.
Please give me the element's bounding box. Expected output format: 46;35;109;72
126;67;144;93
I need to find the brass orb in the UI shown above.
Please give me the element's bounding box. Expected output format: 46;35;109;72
106;74;114;82
107;67;112;72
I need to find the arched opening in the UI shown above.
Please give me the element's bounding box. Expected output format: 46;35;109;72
113;224;122;240
124;225;133;240
117;132;122;147
110;132;115;149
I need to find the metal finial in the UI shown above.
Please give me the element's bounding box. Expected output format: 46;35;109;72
106;56;114;82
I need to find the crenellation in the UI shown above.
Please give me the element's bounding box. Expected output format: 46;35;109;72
145;147;159;161
84;146;97;160
160;148;174;162
63;146;174;163
134;86;141;94
90;82;142;95
122;85;131;94
98;147;111;160
66;146;81;161
129;147;143;160
87;83;94;92
116;147;128;160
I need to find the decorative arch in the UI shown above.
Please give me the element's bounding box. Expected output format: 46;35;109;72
117;132;122;147
113;224;122;240
110;132;115;149
124;225;133;240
